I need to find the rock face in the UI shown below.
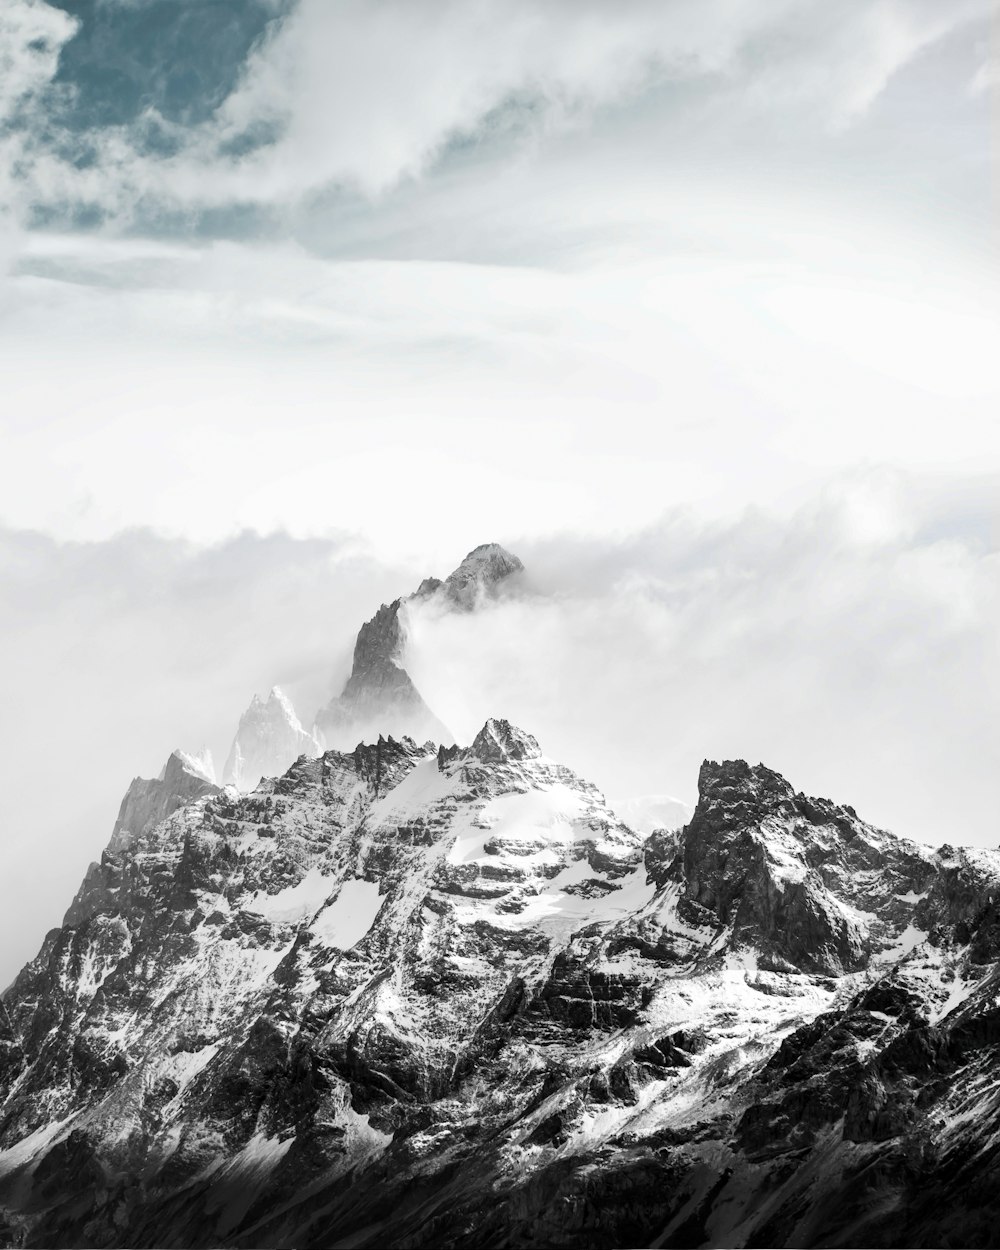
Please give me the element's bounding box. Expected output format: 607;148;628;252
223;688;320;791
314;543;523;750
313;600;450;751
106;749;219;856
2;734;1000;1249
440;542;525;609
63;751;221;930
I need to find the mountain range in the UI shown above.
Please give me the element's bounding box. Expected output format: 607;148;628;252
1;545;997;1248
221;543;525;791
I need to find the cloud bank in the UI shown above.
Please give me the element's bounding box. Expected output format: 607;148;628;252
3;227;997;559
410;473;999;853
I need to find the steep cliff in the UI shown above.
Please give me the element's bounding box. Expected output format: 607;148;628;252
314;543;523;750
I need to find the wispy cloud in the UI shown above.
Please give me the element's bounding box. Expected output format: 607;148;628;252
2;228;996;552
1;0;993;226
408;470;1000;849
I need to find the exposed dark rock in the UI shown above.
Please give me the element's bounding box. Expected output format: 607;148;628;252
313;545;523;752
2;736;1000;1249
471;717;541;764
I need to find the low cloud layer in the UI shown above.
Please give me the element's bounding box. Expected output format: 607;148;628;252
408;475;1000;851
3;229;996;560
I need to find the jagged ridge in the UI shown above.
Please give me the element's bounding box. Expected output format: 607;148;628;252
2;739;1000;1248
313;543;523;752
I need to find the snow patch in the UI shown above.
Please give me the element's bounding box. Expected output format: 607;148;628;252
312;879;383;950
880;922;929;962
450;785;586;866
367;757;453;824
609;794;691;835
895;889;929;904
511;864;656;938
247;868;335;923
210;1131;295;1235
0;1117;70;1178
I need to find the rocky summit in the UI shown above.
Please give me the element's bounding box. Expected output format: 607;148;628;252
2;719;1000;1248
313;543;523;753
220;543;525;790
224;689;320;793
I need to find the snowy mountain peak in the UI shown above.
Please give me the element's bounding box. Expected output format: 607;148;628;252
471;716;542;763
314;598;450;751
674;757;937;975
103;749;220;858
443;542;524;608
696;757;795;805
172;746;216;785
223;685;319;791
7;726;1000;1248
314;543;522;751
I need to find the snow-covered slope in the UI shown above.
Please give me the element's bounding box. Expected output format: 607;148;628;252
223;687;319;791
3;729;1000;1248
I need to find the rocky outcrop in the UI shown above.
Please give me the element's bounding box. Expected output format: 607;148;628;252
470;716;541;763
439;542;524;609
3;737;1000;1249
313;543;522;751
223;687;319;791
676;758;936;973
106;749;219;857
62;749;221;930
314;600;450;750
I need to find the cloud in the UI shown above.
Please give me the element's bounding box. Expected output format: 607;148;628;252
970;54;999;94
1;0;992;224
2;228;996;556
406;469;1000;854
739;0;993;127
0;0;76;125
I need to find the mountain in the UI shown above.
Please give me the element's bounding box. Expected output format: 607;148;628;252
314;543;523;750
223;687;320;792
106;748;218;856
438;541;525;609
312;599;450;750
2;726;1000;1248
62;749;221;931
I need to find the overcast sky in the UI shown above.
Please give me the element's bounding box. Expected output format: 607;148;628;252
1;0;998;986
